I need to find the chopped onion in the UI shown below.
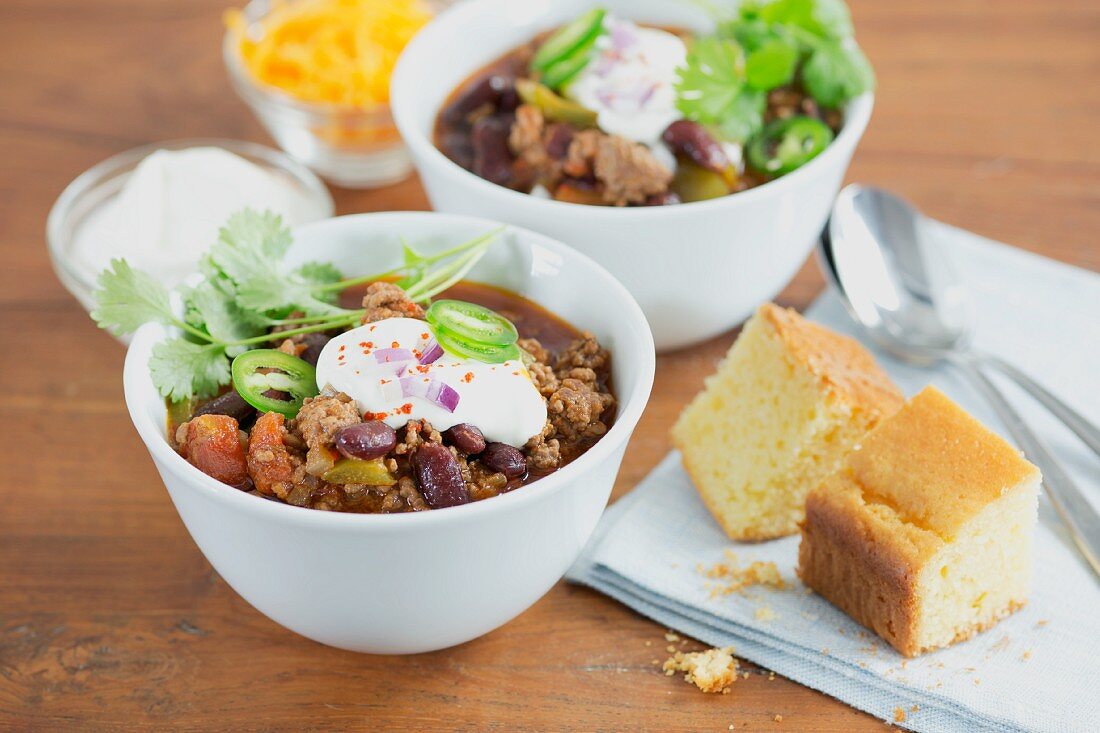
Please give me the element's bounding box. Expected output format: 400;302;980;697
380;376;461;413
419;339;444;365
374;348;415;375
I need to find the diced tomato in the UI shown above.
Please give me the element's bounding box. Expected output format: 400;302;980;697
246;412;298;500
179;414;250;489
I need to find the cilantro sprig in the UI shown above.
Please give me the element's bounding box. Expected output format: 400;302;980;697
91;209;503;401
675;0;873;142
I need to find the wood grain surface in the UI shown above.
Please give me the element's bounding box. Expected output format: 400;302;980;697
1;0;1097;730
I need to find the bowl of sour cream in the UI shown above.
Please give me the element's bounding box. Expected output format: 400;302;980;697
48;139;334;322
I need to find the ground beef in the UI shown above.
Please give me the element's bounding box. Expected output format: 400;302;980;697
548;377;612;443
291;391;361;476
361;281;425;323
293;392;360;449
394;419;442;455
465;459;508;501
519;332;614;469
563;131;672;206
524;420;562;470
276;337;301;356
508;104;575;190
556;331;610;373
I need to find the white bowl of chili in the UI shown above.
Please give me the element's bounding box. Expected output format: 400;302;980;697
391;0;874;351
123;212;654;654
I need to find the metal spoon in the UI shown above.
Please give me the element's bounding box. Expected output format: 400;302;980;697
819;184;1100;579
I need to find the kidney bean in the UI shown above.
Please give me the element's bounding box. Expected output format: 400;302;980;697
334;421;397;461
441;130;475;170
443;423;487;455
414;443;469;508
480;442;527;479
442;75;517;124
298;333;331;366
193;390;256;424
544;123;575;160
494;76;520;113
661;120;731;174
472;115;517;188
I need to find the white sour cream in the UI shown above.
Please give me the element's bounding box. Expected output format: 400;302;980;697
314;319;548;448
565;17;687;146
71;147;327;289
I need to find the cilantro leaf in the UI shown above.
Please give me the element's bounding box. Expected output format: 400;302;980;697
183;280;267;354
802;38;874;107
235;273;348;317
758;0;853;40
295;261;343;288
207;209;292;284
675;37;747;121
148;339;230;401
714;88;767;142
90;259;175;336
675;37;766;142
726;18;787;52
745;39;799;90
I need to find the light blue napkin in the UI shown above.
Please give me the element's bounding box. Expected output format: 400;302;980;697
567;223;1100;733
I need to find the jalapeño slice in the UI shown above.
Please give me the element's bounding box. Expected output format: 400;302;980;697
746;116;835;176
426;299;519;347
433;323;522;364
531;8;606;72
230;349;319;418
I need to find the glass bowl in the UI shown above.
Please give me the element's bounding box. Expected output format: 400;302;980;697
47;138;334;323
223;0;416;189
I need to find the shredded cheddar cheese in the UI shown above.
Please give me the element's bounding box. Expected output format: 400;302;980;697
226;0;432;108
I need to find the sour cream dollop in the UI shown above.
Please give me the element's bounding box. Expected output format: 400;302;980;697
565;17;687;146
314;319;548;448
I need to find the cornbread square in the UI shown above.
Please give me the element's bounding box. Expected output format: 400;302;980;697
672;303;903;541
798;387;1040;657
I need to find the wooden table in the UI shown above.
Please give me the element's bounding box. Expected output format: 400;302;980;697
1;0;1096;730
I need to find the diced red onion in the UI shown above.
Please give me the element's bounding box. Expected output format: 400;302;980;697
419;340;444;365
381;376;461;413
374;347;415;375
610;20;638;51
374;347;414;363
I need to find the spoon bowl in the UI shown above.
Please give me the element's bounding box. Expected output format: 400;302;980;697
821;185;971;365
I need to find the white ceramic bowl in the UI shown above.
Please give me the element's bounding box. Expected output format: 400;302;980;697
123;212;654;654
391;0;873;351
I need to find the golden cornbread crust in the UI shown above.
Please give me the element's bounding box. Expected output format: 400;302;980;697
798;387;1039;657
758;303;903;414
847;385;1039;540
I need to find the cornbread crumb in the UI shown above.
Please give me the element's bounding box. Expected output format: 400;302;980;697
1035;620;1048;628
755;606;776;621
910;705;919;713
767;671;775;681
774;714;783;722
894;707;907;723
662;646;740;693
665;632;681;642
702;550;787;597
1022;650;1032;661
